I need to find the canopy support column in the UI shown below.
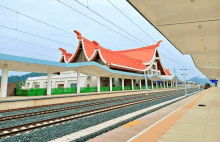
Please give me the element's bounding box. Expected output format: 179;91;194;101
47;73;52;95
144;71;148;95
122;78;124;91
164;81;165;88
97;76;100;92
131;79;134;90
139;79;142;90
160;82;162;89
110;77;112;91
171;81;173;88
0;64;8;98
77;71;80;94
151;80;153;89
156;81;158;89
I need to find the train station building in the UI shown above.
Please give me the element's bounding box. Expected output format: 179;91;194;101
0;30;182;98
22;30;182;94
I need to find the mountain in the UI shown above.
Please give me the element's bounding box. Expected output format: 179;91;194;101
0;73;47;83
188;77;212;85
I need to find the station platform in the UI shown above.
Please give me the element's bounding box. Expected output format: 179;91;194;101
0;88;181;111
88;87;219;142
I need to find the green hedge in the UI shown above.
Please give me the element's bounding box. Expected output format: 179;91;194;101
16;88;47;96
134;86;139;90
100;86;110;92
153;86;157;89
112;86;122;91
124;86;131;90
80;87;97;93
148;86;152;89
51;87;77;95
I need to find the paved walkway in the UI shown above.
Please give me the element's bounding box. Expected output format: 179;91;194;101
155;87;220;142
88;88;218;142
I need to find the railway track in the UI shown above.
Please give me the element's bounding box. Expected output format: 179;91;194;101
0;95;147;121
0;90;183;121
0;92;181;138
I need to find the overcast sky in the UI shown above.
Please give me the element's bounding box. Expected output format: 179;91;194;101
0;0;207;80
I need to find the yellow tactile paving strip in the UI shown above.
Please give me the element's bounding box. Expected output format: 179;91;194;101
131;88;211;142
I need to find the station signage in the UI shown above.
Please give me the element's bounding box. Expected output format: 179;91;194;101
157;81;162;83
211;79;218;83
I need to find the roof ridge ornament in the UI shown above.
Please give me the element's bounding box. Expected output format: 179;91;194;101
156;40;163;47
58;47;66;55
74;30;82;39
92;40;100;46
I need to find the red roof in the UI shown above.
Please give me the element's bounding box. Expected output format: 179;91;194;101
59;30;170;73
165;69;172;75
115;40;162;63
73;30;146;70
59;48;73;62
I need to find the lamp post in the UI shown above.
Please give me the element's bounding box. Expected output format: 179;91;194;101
181;66;187;96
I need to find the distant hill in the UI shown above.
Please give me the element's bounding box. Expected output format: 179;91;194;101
188;77;211;85
0;73;47;83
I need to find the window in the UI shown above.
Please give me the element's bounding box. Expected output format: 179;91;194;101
35;85;40;88
70;83;77;88
58;84;64;88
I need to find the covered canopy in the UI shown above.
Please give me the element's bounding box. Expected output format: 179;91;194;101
127;0;220;80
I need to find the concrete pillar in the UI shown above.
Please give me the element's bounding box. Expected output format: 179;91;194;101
77;71;80;93
97;76;100;92
176;81;177;88
164;81;165;88
156;81;158;89
122;78;124;90
166;81;168;88
160;82;162;89
139;79;142;90
52;81;56;88
151;80;153;89
0;65;9;98
64;79;68;88
131;79;134;90
171;81;173;88
40;81;44;88
47;73;52;95
110;77;112;91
